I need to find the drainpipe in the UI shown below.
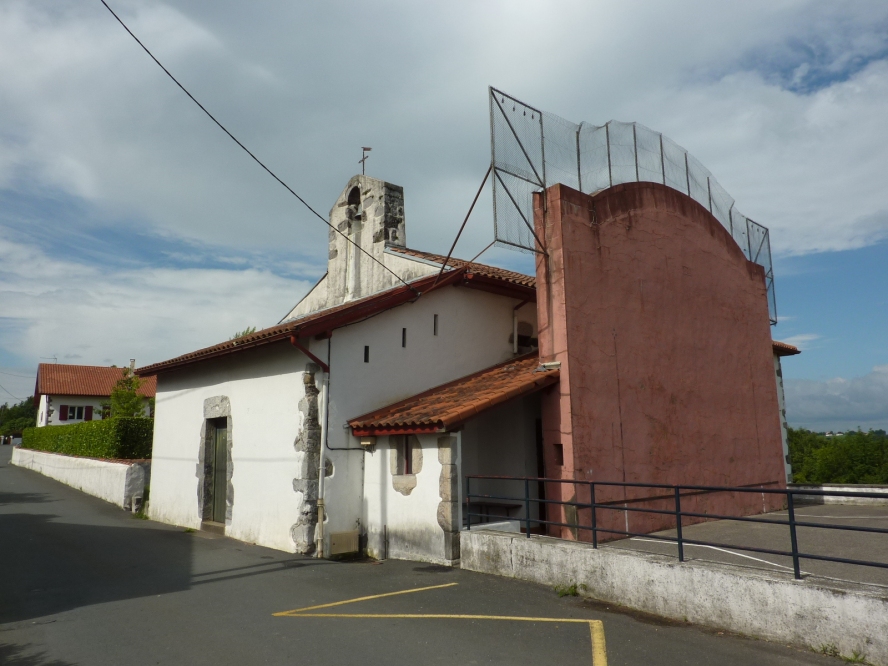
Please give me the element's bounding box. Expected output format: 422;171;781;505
316;336;332;558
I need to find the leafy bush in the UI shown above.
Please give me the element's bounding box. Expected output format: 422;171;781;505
0;397;37;435
788;427;888;484
21;417;154;459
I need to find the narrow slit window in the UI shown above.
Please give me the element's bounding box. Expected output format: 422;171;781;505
433;314;438;336
553;443;564;466
401;328;407;348
363;345;370;363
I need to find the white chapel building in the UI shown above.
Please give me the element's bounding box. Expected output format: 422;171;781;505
139;175;549;563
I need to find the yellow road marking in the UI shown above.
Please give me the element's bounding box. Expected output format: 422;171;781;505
590;619;607;664
273;582;458;616
274;583;608;665
283;613;591;623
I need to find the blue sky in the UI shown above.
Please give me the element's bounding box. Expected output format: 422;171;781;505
0;0;886;430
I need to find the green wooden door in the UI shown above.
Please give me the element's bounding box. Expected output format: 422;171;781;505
212;423;227;523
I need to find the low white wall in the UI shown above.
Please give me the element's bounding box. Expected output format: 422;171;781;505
11;448;149;510
462;529;888;665
791;484;888;505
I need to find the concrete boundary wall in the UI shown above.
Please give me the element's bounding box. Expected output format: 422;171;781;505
791;484;888;506
11;448;149;511
462;529;888;665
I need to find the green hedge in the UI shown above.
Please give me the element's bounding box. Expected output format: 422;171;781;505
21;418;154;459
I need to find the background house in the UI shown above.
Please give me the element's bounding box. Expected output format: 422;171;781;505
35;363;156;426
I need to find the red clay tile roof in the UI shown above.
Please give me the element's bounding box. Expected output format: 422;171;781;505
136;260;534;377
36;364;156;398
388;246;536;289
349;353;558;436
772;340;801;357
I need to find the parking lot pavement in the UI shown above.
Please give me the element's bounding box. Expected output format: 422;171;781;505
0;446;846;666
603;503;888;587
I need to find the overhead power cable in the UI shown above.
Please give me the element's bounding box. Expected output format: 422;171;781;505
99;0;415;294
0;381;24;402
0;370;36;379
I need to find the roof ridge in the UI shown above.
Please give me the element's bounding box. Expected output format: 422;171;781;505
387;245;534;282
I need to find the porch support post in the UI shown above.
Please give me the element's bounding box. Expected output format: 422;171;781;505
437;434;460;563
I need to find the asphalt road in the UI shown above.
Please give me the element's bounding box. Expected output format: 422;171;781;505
0;446;845;666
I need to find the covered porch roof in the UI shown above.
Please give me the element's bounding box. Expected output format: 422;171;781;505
348;353;559;437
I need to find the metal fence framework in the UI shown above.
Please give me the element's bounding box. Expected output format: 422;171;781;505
464;474;888;580
489;87;777;324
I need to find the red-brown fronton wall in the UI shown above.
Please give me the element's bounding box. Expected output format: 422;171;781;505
534;182;786;538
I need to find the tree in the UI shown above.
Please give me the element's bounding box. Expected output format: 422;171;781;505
110;368;147;418
0;396;37;435
788;427;888;484
230;326;257;340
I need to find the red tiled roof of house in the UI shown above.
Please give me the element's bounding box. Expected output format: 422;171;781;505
388;246;536;289
36;364;156;398
348;353;558;436
772;340;801;357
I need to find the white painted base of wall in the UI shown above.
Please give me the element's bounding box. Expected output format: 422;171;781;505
790;484;888;505
11;448;150;511
462;529;888;666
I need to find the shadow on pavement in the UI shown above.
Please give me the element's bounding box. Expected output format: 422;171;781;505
0;511;193;624
0;491;57;506
0;643;79;666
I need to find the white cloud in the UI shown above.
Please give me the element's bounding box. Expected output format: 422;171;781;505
0;1;886;260
785;365;888;430
779;333;821;350
0;233;310;369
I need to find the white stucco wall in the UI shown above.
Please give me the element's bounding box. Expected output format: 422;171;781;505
149;342;310;552
362;434;447;563
323;285;534;553
12;448;149;510
150;281;538;559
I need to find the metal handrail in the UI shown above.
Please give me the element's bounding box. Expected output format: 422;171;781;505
464;475;888;580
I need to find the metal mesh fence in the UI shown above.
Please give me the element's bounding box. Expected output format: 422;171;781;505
490;87;776;323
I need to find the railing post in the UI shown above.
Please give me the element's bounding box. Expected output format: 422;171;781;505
590;482;598;549
524;478;531;538
674;486;684;562
787;490;801;580
465;476;471;531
